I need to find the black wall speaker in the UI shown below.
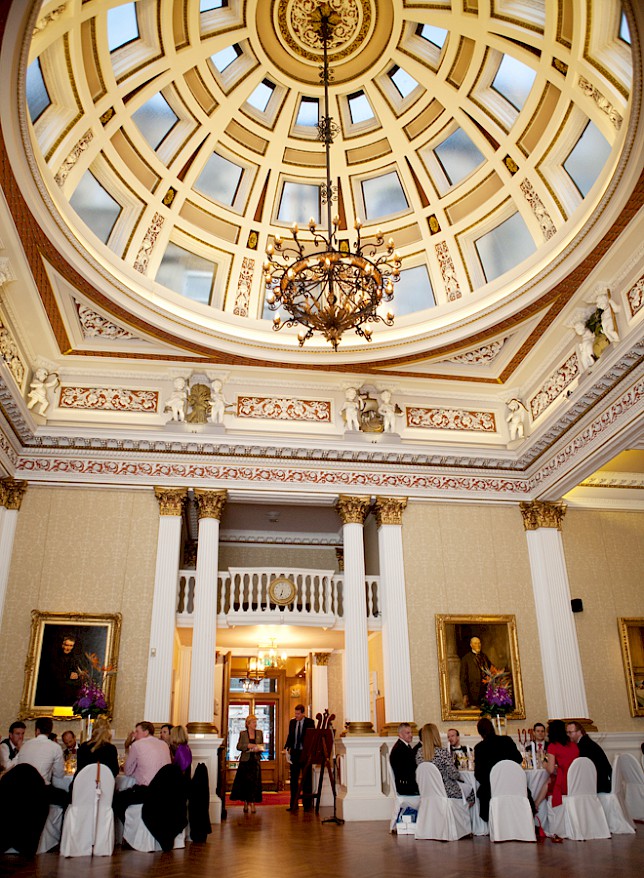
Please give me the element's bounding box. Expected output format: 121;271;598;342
571;598;584;613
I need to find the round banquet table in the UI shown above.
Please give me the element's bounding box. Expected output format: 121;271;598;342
459;768;547;835
53;772;136;792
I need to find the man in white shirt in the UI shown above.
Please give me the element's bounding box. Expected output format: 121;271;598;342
11;716;67;805
0;721;25;772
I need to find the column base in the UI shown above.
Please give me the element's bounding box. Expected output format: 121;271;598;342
187;721;219;734
380;722;417;736
344;721;375;735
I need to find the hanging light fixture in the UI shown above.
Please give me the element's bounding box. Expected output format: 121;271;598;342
264;3;401;351
241;655;263;693
258;638;288;671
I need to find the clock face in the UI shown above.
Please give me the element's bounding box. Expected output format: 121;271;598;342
269;577;296;605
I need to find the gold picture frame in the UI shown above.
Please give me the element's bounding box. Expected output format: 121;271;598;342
618;617;644;718
19;611;122;720
436;614;525;722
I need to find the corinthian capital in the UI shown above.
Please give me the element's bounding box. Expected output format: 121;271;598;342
154;486;188;516
520;500;566;531
194;489;227;520
1;478;28;510
373;496;407;526
335;495;371;525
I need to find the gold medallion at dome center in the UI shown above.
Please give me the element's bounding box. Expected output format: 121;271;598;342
277;0;371;63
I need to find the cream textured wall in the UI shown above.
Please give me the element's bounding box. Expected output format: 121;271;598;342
327;651;344;734
562;509;644;731
219;544;338;570
0;485;159;738
402;501;547;738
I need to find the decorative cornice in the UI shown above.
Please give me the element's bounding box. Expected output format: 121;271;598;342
194;488;227;521
1;478;28;510
335;495;371;525
373;496;407;526
406;407;496;432
520;500;567;530
237;396;331;422
154;486;188;516
59;386;158;412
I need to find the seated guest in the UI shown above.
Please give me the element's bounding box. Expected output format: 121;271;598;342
114;720;171;821
0;721;26;772
169;725;192;778
416;723;474;803
474;717;524;822
74;717;119;779
566;722;611;792
160;723;173;745
447;728;468;762
9;716;67;806
535;719;579;810
389;722;419;795
61;730;77;761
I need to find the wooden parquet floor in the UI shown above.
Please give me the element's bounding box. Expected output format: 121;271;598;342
2;807;643;878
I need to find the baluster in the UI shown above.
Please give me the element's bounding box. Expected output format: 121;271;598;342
177;575;186;614
187;575;196;615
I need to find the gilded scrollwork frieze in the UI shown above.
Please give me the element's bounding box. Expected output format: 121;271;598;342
154;486;188;516
373;496;407;526
194;488;227;521
519;500;566;531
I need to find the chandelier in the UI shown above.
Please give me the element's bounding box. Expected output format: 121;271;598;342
263;3;401;351
241;639;287;692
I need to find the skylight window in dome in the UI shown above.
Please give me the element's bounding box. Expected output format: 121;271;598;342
491;55;536;111
200;0;226;10
156;242;217;305
361;172;408;220
296;98;319;127
619;11;631;44
348;91;374;123
434;128;485;187
278;182;320;224
132;93;179;151
26;59;50;124
247;80;275;112
211;44;241;73
389;66;419;98
563;121;612;198
195;152;243;206
475;212;536;283
393;265;435;316
69;171;122;244
416;23;448;49
107;3;139;53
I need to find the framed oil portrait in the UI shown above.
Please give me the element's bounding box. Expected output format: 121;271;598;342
618;617;644;718
19;611;121;720
436;614;525;722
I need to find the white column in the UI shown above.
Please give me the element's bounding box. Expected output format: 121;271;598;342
188;489;226;733
336;495;373;734
521;501;590;720
0;480;28;625
374;497;414;732
144;487;187;723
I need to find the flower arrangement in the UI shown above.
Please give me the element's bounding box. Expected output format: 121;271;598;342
479;664;514;718
72;652;115;719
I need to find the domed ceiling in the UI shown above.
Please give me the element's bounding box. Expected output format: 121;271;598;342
8;0;638;368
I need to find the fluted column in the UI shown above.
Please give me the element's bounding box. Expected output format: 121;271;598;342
311;652;331;719
335;495;373;734
373;497;415;734
144;487;187;723
188;489;227;734
520;501;590;721
0;479;28;625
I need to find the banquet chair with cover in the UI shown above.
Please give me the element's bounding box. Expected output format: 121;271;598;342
123;764;188;852
188;762;212;843
0;763;49;856
37;800;65;853
488;760;536;843
615;752;644;821
598;755;635;834
60;762;115;857
415;762;471;841
562;757;610;840
387;762;420;832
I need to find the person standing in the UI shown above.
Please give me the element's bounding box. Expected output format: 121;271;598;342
231;715;263;813
535;719;579;810
284;704;315;812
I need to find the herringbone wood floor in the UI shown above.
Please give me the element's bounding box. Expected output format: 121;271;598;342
2;807;643;878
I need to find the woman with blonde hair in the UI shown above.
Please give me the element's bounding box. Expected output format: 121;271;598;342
416;722;471;801
74;717;119;778
169;724;192;777
230;714;264;813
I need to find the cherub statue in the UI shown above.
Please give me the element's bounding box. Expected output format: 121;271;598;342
208;378;227;424
506;398;527;441
341;387;361;432
27;367;59;416
573;321;596;371
378;389;397;433
595;288;620;343
164;377;188;422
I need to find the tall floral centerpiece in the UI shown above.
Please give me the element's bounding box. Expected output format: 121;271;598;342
72;652;115;740
479;665;514;734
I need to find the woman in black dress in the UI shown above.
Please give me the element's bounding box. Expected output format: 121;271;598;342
75;717;119;780
230;714;263;812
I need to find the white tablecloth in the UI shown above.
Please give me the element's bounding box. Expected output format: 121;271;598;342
53;772;136;792
460;768;547;800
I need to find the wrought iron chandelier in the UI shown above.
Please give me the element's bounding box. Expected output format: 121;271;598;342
263;3;401;351
241;639;287;692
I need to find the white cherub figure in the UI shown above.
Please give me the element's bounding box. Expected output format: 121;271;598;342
341;387;361;432
595;289;620;343
378;389;397;433
164;377;188;422
573;320;596;371
209;378;226;424
506;398;527;441
27;368;59;415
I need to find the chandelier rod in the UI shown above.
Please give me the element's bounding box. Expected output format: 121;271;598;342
320;12;334;251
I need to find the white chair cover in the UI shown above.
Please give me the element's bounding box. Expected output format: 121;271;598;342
387;762;420;832
562;757;610;840
598;755;635;834
415;762;471;841
488;760;535;843
615;753;644;821
36;804;64;854
123;804;186;852
60;763;115;857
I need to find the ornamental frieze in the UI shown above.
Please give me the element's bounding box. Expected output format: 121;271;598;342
448;340;506;365
627;277;643;317
406;407;496;432
59;386;158;412
237;396;331;422
75;302;136;339
529;353;580;420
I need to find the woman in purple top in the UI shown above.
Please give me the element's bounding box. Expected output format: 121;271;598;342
169;725;192;778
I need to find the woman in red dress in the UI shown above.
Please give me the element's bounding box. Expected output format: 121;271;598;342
544;719;579;807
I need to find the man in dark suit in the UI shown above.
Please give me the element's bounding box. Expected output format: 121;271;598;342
566;722;612;792
389;723;419;795
284;704;315;812
474;717;524;822
460;636;492;708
